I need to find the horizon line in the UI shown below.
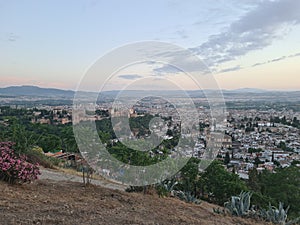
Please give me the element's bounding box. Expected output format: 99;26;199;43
0;84;300;92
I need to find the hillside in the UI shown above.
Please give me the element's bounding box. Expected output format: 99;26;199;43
0;176;268;225
0;85;74;98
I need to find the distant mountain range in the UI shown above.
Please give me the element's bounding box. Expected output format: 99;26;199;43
0;85;298;99
223;88;268;93
0;85;75;98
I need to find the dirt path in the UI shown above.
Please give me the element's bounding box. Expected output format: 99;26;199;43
39;168;127;191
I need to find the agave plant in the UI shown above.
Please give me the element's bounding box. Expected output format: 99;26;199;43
156;179;178;197
174;191;202;204
162;179;178;192
224;191;253;217
259;202;289;225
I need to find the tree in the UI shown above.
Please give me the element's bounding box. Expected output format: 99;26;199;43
200;161;248;205
61;126;78;152
10;121;38;154
256;166;300;219
277;141;292;151
273;160;280;167
224;152;230;165
248;168;260;192
39;134;62;152
178;157;200;195
166;129;173;136
254;156;262;167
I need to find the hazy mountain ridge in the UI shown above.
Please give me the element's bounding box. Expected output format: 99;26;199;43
0;85;74;98
0;85;300;101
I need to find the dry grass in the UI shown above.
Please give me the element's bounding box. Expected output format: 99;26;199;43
0;179;270;225
56;167;125;185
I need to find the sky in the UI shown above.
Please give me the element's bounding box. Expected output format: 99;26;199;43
1;0;300;91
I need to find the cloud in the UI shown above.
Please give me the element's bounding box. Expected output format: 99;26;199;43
252;62;266;67
190;0;300;68
251;52;300;67
175;29;189;39
118;74;143;80
289;52;300;58
218;65;242;73
153;64;181;75
0;32;20;42
153;0;300;75
8;33;19;42
151;47;211;75
270;56;286;62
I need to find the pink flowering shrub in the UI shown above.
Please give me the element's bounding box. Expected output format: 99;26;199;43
0;142;41;184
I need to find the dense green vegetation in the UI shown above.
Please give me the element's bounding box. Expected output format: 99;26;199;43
95;115;180;166
156;158;300;220
125;156;300;220
0;118;78;153
0;107;179;166
248;166;300;219
1;106;299;220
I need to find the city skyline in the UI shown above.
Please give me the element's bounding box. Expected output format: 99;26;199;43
1;0;300;91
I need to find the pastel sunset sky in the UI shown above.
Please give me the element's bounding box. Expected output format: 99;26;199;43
1;0;300;91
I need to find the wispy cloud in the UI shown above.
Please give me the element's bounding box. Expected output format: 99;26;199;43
252;62;267;67
118;74;143;80
190;0;300;68
289;52;300;58
153;64;181;75
154;0;300;75
8;33;19;42
0;32;20;42
174;29;189;39
219;65;242;73
251;52;300;67
270;56;286;62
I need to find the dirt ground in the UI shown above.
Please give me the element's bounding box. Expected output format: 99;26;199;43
0;176;270;225
39;168;126;191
